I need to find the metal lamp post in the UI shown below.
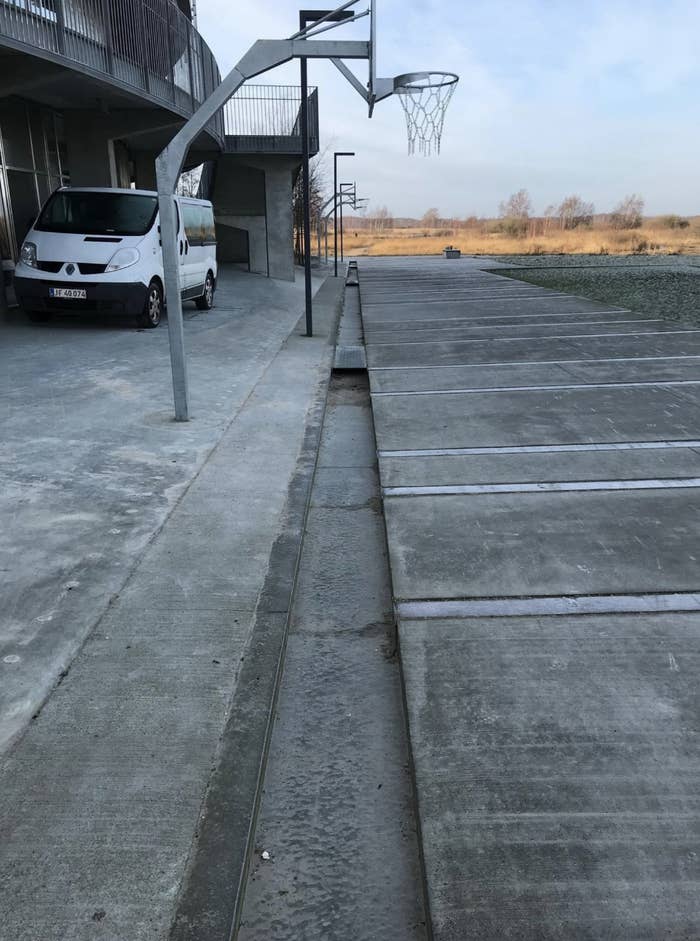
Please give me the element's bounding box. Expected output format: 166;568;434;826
333;151;354;276
339;181;355;262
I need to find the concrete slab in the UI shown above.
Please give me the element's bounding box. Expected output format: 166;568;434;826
361;297;629;322
383;488;700;599
363;310;647;338
400;613;700;940
369;356;700;393
371;384;700;451
366;332;700;368
379;446;700;488
363;319;675;347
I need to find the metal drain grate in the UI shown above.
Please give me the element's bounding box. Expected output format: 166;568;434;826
334;345;367;370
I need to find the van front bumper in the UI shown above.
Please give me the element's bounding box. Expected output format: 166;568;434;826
14;277;147;316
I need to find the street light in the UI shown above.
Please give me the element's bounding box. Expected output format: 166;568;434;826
333;151;354;276
339;181;355;263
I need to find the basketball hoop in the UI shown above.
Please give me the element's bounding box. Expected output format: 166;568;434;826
394;71;458;156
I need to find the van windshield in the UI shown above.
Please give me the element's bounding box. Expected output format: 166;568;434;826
35;191;158;236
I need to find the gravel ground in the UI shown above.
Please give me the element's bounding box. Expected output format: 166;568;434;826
487;254;700;325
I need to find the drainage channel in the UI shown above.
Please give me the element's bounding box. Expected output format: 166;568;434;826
235;283;427;940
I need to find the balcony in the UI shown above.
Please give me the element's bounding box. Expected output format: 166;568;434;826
0;0;223;144
223;85;319;156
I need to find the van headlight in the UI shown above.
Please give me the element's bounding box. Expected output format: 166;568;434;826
20;242;38;268
106;247;140;272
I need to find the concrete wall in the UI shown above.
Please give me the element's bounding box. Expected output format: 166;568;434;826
64;114;125;187
211;154;300;282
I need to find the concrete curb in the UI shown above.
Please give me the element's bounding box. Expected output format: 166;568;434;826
356;266;436;941
169;276;344;941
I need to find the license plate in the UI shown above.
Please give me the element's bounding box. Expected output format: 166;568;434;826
49;287;87;299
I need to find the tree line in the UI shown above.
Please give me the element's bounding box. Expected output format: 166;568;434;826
498;190;644;236
351;192;692;235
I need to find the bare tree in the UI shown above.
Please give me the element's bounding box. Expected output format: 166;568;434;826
421;207;440;228
557;194;594;230
610;194;644;230
293;155;328;263
499;189;532;220
498;189;532;237
372;206;393;233
542;204;557;235
177;165;203;197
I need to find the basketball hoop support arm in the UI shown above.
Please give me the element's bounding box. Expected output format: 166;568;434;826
155;37;369;420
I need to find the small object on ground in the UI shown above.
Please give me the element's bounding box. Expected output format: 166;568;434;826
443;245;461;258
261;850;271;861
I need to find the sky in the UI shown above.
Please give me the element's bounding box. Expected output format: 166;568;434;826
195;0;700;218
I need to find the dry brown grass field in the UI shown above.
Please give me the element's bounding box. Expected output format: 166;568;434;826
342;219;700;257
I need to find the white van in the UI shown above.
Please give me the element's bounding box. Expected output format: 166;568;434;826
14;187;217;328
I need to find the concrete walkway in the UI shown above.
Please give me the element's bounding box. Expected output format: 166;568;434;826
0;266;340;940
360;256;700;939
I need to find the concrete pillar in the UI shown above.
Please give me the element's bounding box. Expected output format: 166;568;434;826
211;154;300;283
263;162;295;282
0;269;8;316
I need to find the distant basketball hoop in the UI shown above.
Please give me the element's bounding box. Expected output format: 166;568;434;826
394;72;458;156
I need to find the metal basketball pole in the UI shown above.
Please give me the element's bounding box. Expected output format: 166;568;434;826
154;0;458;420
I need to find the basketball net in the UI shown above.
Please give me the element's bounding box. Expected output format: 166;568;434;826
395;73;457;156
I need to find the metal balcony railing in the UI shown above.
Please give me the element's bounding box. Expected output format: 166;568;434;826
0;0;223;144
223;85;320;155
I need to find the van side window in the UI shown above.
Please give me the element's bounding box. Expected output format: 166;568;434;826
183;203;204;246
203;207;216;245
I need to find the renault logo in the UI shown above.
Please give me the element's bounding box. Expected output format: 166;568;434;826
66;263;75;275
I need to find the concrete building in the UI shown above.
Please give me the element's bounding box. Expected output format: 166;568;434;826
0;1;318;305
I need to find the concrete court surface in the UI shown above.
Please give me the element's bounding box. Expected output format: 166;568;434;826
0;264;337;940
0;265;322;753
359;256;700;939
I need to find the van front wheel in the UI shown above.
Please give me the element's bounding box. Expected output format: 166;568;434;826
196;271;215;310
139;280;163;328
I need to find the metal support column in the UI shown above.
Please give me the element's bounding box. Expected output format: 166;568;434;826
300;49;313;336
333;153;338;277
332;150;354;276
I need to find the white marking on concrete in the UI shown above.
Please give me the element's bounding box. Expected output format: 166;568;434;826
372;380;700;398
379;440;700;458
367;320;664;345
384;478;700;498
369;355;700;372
2;656;21;665
364;292;573;304
668;653;680;672
398;593;700;619
367;329;700;349
365;310;630;327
